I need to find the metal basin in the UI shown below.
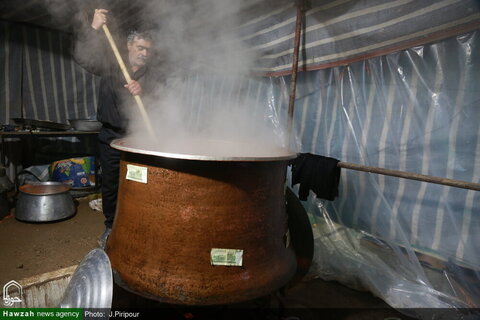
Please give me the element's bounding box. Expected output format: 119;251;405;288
15;182;76;222
107;138;297;305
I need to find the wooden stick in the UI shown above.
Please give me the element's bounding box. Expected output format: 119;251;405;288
101;24;156;140
287;2;305;141
337;161;480;191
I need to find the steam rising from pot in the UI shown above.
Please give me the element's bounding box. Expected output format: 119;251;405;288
69;0;294;156
122;0;293;156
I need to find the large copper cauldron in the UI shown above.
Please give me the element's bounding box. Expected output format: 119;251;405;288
107;138;297;305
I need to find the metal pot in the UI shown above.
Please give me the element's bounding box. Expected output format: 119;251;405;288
68;119;102;132
107;138;297;305
15;182;75;222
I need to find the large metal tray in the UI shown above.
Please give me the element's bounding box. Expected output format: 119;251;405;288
11;118;70;131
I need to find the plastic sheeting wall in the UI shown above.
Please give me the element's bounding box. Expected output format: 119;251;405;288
286;31;480;313
238;0;480;75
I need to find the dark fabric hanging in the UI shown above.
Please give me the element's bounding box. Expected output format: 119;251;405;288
290;153;341;201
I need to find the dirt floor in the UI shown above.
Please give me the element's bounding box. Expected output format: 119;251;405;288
0;195;412;319
0;194;104;285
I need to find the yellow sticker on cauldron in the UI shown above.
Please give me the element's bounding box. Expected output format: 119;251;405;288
126;164;148;184
210;248;243;267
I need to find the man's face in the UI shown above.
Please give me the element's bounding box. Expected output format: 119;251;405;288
127;37;152;70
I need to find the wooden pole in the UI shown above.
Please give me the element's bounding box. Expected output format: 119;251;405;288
287;1;306;142
101;25;156;140
337;161;480;191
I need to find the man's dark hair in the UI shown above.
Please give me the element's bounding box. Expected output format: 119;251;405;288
127;30;153;43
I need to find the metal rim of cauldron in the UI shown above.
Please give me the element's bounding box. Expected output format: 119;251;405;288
110;138;297;162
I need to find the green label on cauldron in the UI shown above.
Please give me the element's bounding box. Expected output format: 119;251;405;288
210;248;243;266
126;164;148;183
